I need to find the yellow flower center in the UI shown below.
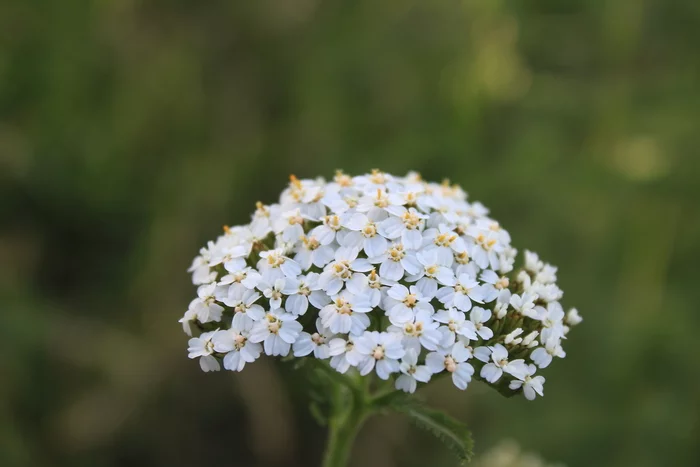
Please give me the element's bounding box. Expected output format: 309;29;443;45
403;294;418;308
334;298;353;314
323;215;342;231
361;222;377;238
388;244;405;261
435;232;456;247
372;346;385;360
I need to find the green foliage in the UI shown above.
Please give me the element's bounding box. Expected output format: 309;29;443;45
2;0;700;466
388;395;474;465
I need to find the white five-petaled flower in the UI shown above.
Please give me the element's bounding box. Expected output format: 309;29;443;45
376;242;421;281
294;234;335;270
318;247;372;295
480;344;529;383
384;284;434;325
218;266;262;290
425;342;475;390
469;306;494;340
213;328;262;372
282;273;330;316
223;286;266;330
377;207;427;250
406;248;456;299
249;310;303;357
328;335;365;374
259;278;287;310
293;319;335;359
396;349;432;393
435;272;485;312
258;248;302;279
341;212;389;258
187;330;221;372
422;224;467;265
530;335;566;368
434;308;478;345
319;290;373;334
509;292;541;319
190;283;224;323
350;331;405;379
509;364;545;400
388;309;442;353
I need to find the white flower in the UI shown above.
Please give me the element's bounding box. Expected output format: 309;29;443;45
345;271;383;308
274;208;307;243
377;207;427;250
319;290;373;334
182;171;581;399
395;349;432;393
328;335;365;373
258;248;302;279
249;310;303;357
179;308;198;337
509;292;541;319
540;302;566;336
530;335;566;368
566;308;583;326
376;242;421;281
425;342;474;390
341;213;389;257
467;226;504;270
388;309;442;352
434;308;478;344
218;266;262;290
494;289;512;319
478;269;509;303
282;273;330;316
187;330;221;372
480;344;529;383
310;214;343;245
350;331;405;379
407;248;456;299
536;264;558;284
318;247;372;295
259;278;287;310
222;286;266;331
213;328;262;372
384;284;434;325
209;244;249;270
422;224;467;265
188;244;216;284
294;234;335;270
435;273;485;312
294;319;334;358
469;307;494;340
509;364;545;400
524;250;544;272
190;283;224;323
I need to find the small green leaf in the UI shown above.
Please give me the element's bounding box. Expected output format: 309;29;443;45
389;396;474;465
309;401;328;426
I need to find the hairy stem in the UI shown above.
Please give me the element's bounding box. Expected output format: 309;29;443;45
322;375;370;467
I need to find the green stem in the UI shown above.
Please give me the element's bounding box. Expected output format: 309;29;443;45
322;375;370;467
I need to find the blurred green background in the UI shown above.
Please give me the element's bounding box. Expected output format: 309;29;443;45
2;0;699;466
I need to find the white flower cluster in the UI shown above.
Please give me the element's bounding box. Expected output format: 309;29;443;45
181;171;582;400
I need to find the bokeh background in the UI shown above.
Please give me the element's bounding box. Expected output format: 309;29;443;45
2;0;699;466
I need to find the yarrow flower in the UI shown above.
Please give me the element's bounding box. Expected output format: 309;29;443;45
180;171;582;400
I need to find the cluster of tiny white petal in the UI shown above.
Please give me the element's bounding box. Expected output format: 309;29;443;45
181;171;582;400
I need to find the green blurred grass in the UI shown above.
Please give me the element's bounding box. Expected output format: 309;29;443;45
1;1;699;466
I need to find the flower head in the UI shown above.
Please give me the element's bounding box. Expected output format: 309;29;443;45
181;171;581;400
